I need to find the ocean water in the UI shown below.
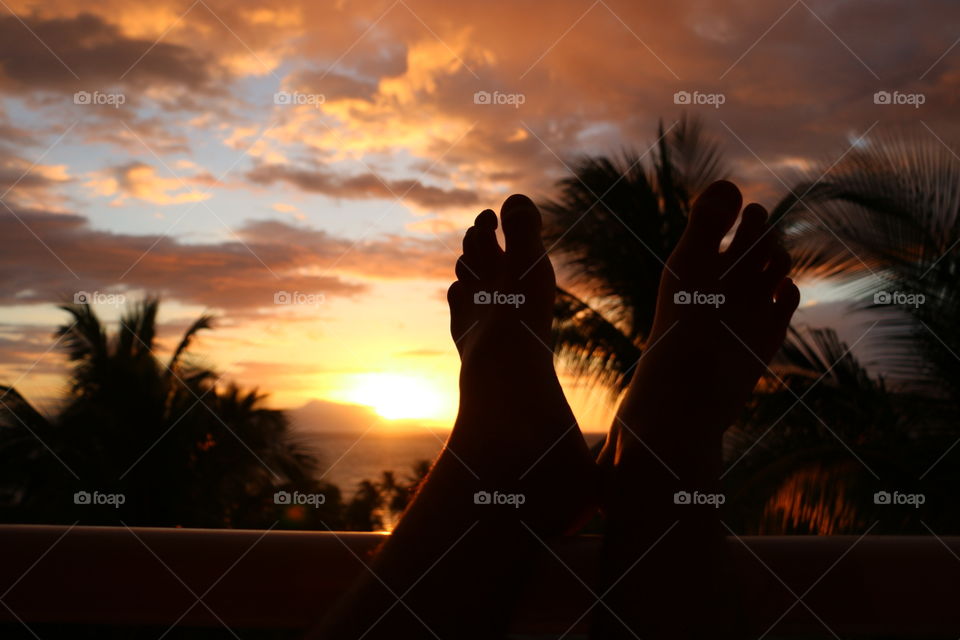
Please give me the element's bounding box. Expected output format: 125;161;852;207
310;429;607;497
312;429;449;495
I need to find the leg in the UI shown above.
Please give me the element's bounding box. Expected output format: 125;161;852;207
594;181;800;639
309;195;597;639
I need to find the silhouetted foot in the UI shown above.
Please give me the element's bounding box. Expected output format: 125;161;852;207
592;180;800;640
445;195;597;534
601;180;800;465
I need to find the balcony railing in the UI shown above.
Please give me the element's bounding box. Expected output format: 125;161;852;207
1;525;958;637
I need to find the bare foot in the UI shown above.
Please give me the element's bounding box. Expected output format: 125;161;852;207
594;180;800;640
310;197;598;640
602;180;800;464
445;194;597;534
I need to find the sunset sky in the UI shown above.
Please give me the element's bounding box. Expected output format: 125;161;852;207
1;0;958;432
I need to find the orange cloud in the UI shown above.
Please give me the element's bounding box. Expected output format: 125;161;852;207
86;162;211;205
0;206;456;311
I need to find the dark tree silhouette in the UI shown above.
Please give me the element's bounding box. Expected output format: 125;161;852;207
0;298;345;529
543;119;960;534
543;115;727;394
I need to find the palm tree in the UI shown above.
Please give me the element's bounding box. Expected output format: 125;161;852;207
772;129;960;410
0;298;345;529
543;115;727;394
722;326;951;534
377;461;431;527
750;129;960;533
543;119;960;534
344;479;384;531
342;462;433;532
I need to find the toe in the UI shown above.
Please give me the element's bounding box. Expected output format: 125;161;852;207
447;279;468;308
462;225;481;256
455;254;479;281
499;194;556;337
474;208;504;270
475;208;498;231
461;210;503;282
725;203;768;259
761;244;792;297
678;180;743;254
723;205;777;280
501;194;544;256
773;277;801;323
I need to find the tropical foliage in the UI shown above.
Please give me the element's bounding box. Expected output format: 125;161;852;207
0;299;426;531
544;115;727;394
544;120;960;534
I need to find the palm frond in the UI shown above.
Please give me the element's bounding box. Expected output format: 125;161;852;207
117;297;160;359
775;128;960;405
542;117;725;391
656;113;728;202
167;313;215;373
553;287;641;394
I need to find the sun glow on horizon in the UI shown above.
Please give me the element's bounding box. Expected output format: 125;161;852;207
343;372;449;421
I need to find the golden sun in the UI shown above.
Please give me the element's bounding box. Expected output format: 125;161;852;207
345;373;446;421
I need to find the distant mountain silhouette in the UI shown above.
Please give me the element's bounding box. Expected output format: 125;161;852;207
287;399;383;433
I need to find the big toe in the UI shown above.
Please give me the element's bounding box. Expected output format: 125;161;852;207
500;194;555;335
678;180;743;255
501;194;544;258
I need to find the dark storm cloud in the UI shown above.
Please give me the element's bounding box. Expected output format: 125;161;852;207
0;12;214;93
